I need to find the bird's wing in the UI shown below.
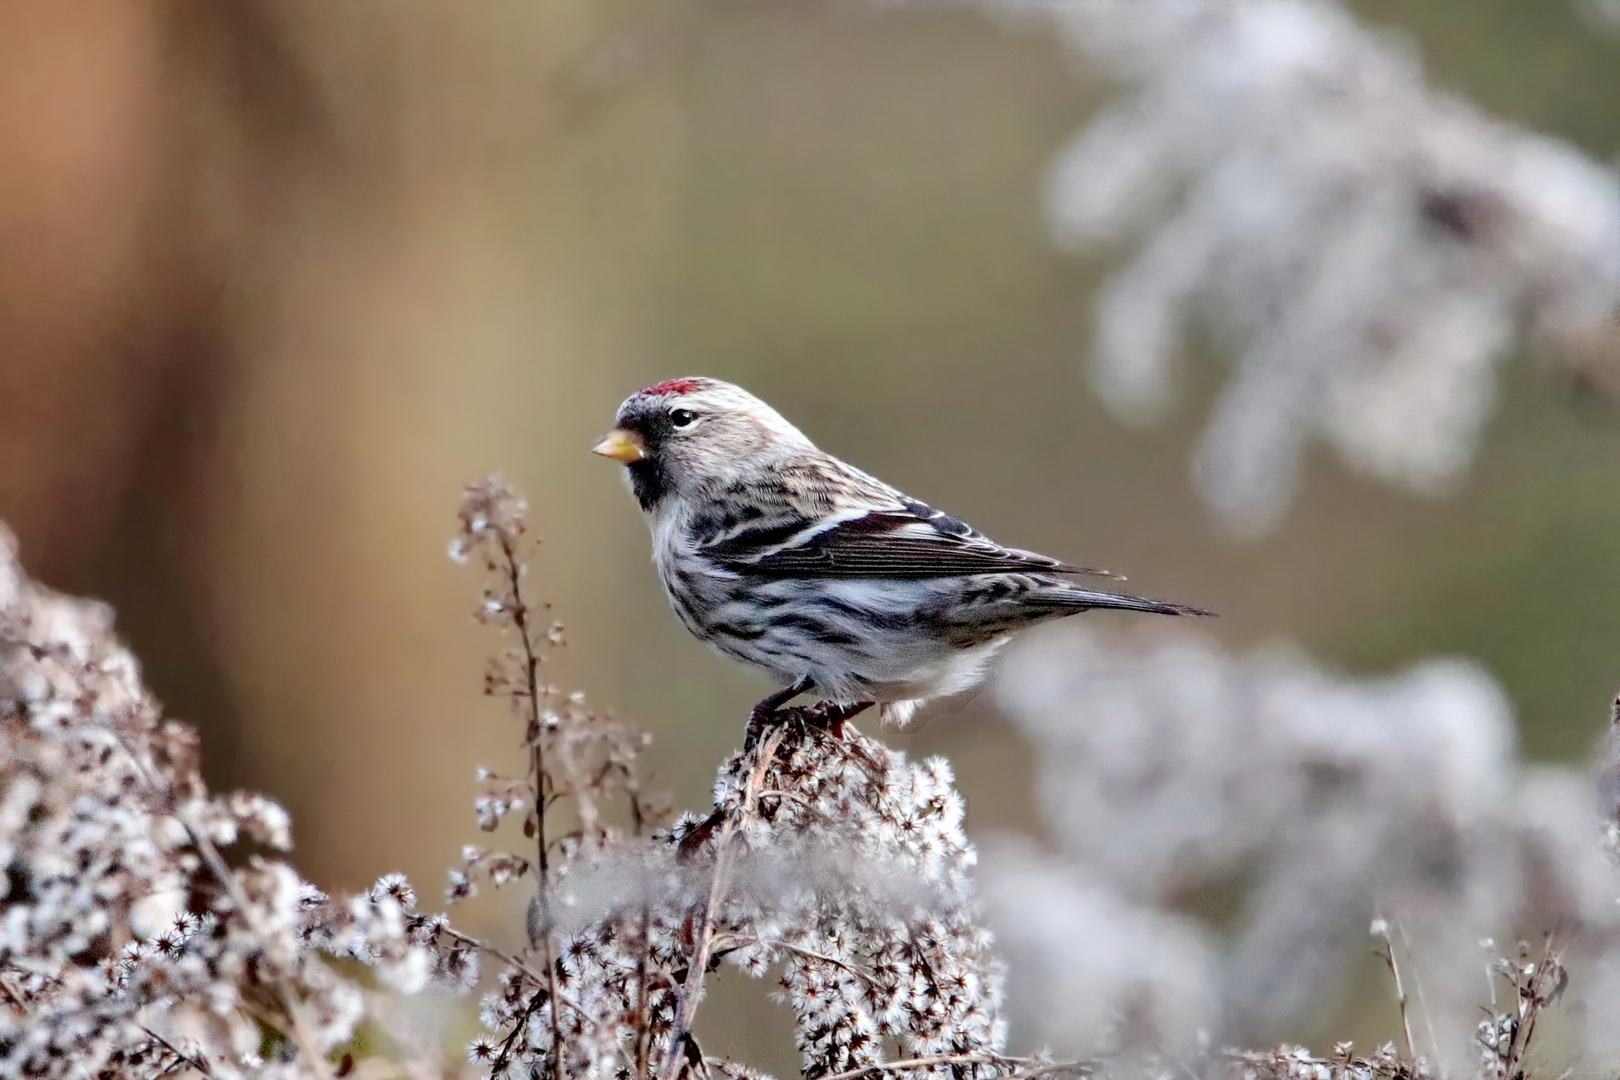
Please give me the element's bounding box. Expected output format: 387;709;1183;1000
705;496;1115;579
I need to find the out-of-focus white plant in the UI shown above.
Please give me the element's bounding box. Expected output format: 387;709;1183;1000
979;839;1216;1062
971;0;1620;533
0;528;472;1080
1601;696;1620;862
990;626;1620;1073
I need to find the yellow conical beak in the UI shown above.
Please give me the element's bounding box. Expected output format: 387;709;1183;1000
591;428;647;463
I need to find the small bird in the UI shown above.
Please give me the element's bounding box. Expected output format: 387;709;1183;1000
593;377;1210;728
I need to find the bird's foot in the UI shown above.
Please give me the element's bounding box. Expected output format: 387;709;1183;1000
743;676;871;749
796;700;874;740
744;680;814;750
743;703;779;753
745;699;870;749
748;700;786;727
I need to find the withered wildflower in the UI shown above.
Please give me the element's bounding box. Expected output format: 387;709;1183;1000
0;528;464;1078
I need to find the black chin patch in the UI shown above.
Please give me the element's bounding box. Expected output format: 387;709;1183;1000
627;458;667;511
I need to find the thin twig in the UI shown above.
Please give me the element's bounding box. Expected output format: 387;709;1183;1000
1500;938;1565;1080
814;1054;1089;1080
996;1066;1095;1080
1393;918;1440;1061
492;988;550;1078
499;532;566;1080
769;941;884;990
183;814;335;1080
435;924;599;1029
438;925;549;988
660;726;786;1080
756;787;843;826
0;970;27;1013
634;903;655;1080
140;1026;215;1079
104;723;334;1080
1372;916;1416;1061
629;769;657;1080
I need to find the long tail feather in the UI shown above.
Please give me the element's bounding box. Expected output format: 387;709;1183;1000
1033;585;1215;618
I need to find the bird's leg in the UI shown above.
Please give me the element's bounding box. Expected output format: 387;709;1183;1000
687;680;819;859
745;677;814;750
751;679;809;720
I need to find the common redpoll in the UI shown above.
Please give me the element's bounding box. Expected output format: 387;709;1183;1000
594;377;1210;727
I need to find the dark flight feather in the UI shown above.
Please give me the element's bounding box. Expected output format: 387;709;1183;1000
707;502;1117;580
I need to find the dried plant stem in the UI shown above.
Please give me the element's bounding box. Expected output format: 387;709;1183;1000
770;942;883;990
498;533;566;1080
661;725;787;1080
996;1068;1094;1080
632;782;656;1080
0;979;21;1015
439;926;587;1024
493;987;550;1077
756;787;841;826
1394;919;1440;1061
813;1054;1089;1080
140;1026;215;1079
1492;939;1566;1080
190;820;336;1080
108;726;334;1080
439;925;549;988
1372;918;1416;1061
634;904;655;1080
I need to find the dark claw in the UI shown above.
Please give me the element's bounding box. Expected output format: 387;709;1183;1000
799;700;874;739
745;678;814;749
743;680;871;751
743;711;768;753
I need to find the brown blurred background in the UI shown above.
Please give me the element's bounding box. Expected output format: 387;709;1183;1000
4;0;1619;1064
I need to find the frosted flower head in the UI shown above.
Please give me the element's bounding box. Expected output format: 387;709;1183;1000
1013;0;1620;533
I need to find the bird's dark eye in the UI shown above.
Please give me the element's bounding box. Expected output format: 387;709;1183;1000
669;408;698;428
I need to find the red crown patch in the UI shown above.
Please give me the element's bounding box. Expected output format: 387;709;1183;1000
641;377;706;396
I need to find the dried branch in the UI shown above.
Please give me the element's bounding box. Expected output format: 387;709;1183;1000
662;725;787;1080
107;701;334;1080
815;1054;1089;1080
493;527;565;1080
1371;917;1418;1063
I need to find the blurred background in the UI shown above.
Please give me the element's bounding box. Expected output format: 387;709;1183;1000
4;0;1620;1071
